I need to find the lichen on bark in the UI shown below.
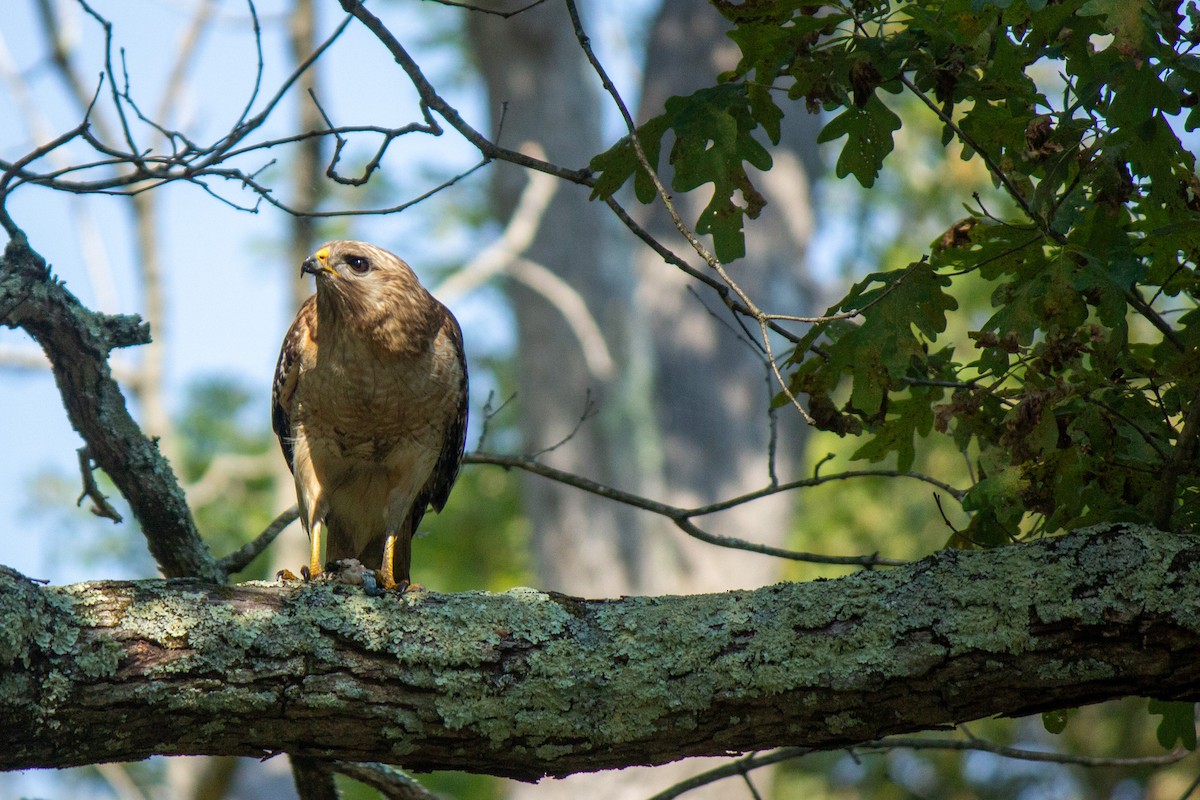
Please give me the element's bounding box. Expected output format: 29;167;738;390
2;525;1199;779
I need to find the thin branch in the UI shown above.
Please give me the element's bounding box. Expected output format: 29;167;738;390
869;735;1192;768
331;762;440;800
338;0;592;184
218;505;299;576
1177;769;1200;800
645;749;809;800
645;735;1192;800
75;446;123;523
467;452;925;566
1155;382;1200;531
472;390;516;452
563;0;816;423
420;0;550;17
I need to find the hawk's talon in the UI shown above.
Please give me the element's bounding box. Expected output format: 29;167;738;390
377;576;424;594
276;568;299;582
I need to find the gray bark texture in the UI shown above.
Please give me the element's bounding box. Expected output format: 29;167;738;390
3;526;1197;778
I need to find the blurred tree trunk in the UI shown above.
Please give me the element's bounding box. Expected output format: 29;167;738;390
468;2;822;797
635;0;823;597
467;1;647;598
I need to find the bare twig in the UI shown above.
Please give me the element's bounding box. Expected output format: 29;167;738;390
472;390;516;452
75;447;123;523
218;506;299;576
562;0;817;423
646;735;1191;800
331;761;439;800
338;0;592;184
527;392;599;458
1155;383;1200;531
420;0;550;17
466;451;935;567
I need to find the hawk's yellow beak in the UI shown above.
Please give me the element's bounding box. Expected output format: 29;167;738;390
301;246;335;278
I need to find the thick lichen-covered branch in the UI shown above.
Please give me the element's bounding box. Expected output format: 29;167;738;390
2;526;1198;779
0;233;221;581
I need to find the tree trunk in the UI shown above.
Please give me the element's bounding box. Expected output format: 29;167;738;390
467;1;649;597
3;526;1197;777
634;0;824;597
467;3;824;794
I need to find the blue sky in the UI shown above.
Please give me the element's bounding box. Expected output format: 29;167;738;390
0;0;501;583
0;0;684;591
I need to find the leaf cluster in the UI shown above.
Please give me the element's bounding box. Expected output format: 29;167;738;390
593;0;1200;543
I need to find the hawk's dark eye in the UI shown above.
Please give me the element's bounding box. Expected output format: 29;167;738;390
346;256;370;274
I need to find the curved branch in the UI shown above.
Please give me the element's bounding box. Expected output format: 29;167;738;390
0;234;220;581
466;452;962;566
337;0;591;184
2;526;1198;778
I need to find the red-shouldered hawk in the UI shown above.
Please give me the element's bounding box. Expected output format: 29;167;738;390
272;241;468;591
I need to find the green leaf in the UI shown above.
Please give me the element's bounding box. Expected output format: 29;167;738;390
590;85;775;262
1149;700;1198;750
816;95;902;187
665;86;773;261
588;115;671;204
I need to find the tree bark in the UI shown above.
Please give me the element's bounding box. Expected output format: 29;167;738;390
3;526;1197;778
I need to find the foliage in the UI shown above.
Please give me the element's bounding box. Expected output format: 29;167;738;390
593;0;1200;546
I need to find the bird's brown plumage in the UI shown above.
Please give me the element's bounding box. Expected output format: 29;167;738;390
272;240;468;589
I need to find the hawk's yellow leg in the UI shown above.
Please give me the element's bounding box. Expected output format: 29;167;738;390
308;520;324;579
379;532;399;591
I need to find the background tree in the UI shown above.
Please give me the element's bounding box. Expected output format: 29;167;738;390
1;1;1199;799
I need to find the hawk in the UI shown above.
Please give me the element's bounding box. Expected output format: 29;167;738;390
272;241;468;591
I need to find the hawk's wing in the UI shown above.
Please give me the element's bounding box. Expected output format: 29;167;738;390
418;303;469;515
272;296;317;474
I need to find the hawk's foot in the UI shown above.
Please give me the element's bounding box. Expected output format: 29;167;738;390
276;568;300;582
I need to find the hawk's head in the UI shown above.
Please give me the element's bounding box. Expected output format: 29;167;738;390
303;240;436;324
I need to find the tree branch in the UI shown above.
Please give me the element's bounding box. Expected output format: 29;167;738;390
0;233;221;582
3;526;1198;778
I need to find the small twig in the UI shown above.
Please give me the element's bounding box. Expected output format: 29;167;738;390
528;391;599;458
645;735;1192;800
1155;382;1200;531
645;749;811;800
76;447;123;523
1177;769;1200;800
421;0;550;17
218;506;299;576
867;735;1192;768
338;0;592;184
467;452;928;567
737;763;764;800
933;493;960;534
473;390;516;452
564;0;817;423
331;761;439;800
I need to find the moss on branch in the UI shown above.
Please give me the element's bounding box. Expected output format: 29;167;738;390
2;526;1199;780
